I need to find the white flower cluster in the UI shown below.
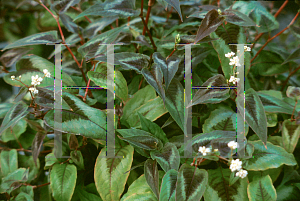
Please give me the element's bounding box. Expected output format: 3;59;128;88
227;141;247;178
229;76;240;84
11;75;22;81
228;141;239;149
29;69;51;95
43;69;51;78
198;146;218;156
29;87;38;94
225;52;235;58
229;56;241;66
244;45;251;51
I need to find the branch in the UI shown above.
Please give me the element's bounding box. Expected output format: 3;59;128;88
143;0;155;35
281;64;300;91
251;11;300;63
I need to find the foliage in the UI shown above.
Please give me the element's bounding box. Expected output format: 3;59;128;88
0;0;300;200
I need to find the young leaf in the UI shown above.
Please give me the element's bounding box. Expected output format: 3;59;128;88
286;86;300;99
164;0;183;22
282;119;300;153
153;52;180;90
194;9;225;44
236;88;267;146
282;48;300;64
0;150;18;177
247;175;277;201
74;0;139;20
150;142;180;172
159;169;177;201
243;141;297;171
144;159;160;199
1;168;29;194
141;64;165;104
31;129;47;166
175;163;208;201
121;174;158;201
138;112;168;144
229;171;239;186
165;79;185;132
188;74;229;107
70;150;84;170
204;167;248;201
0;102;29;135
2;31;61;50
50;164;77;201
95;145;134;201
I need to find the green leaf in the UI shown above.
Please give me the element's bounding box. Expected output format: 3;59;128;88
15;192;34;201
138;112;168;144
0;102;29;135
51;0;80;14
232;1;279;33
2;31;61;50
247;175;277;201
142;64;165;104
121;174;158;201
45;153;59;170
50;164;77;201
153;52;180;90
203;107;249;134
159;169;177;201
244;141;297;171
195;9;224;44
204;167;248;201
78;27;124;59
1;168;29;194
84;17;118;39
71;183;103;201
70;150;84;170
0;48;30;67
223;9;256;26
253;50;289;76
144;159;160;199
247;166;282;184
95;145;134;201
60;13;83;34
95;52;150;74
18;155;40;182
189;74;230;107
0;150;18;177
165;79;184;132
74;0;139;20
164;0;183;22
44;92;107;139
282;119;300;153
229;171;240;186
150;142;180;172
1;118;27;142
175;163;208;201
117;129;162;150
88;67;128;102
282;48;300;64
236;88;267;145
266;113;277;127
257;92;295;114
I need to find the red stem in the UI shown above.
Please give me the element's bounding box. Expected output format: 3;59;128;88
251;11;300;63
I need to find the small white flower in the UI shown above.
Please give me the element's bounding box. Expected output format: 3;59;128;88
229;56;241;66
244;46;251;51
31;75;43;86
225;51;235;58
11;75;15;80
198;146;211;156
228;141;239;149
229;76;240;85
29;87;38;94
230;159;242;172
236;169;248;178
43;69;51;77
214;149;218;152
18;75;22;79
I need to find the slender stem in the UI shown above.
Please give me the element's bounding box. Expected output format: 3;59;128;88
143;0;154;35
165;7;173;24
251;11;300;63
281;64;300;91
166;47;176;60
138;77;144;89
33;182;50;189
251;0;289;50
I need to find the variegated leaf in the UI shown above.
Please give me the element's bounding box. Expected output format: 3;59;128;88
247;175;277;201
282;119;300;153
